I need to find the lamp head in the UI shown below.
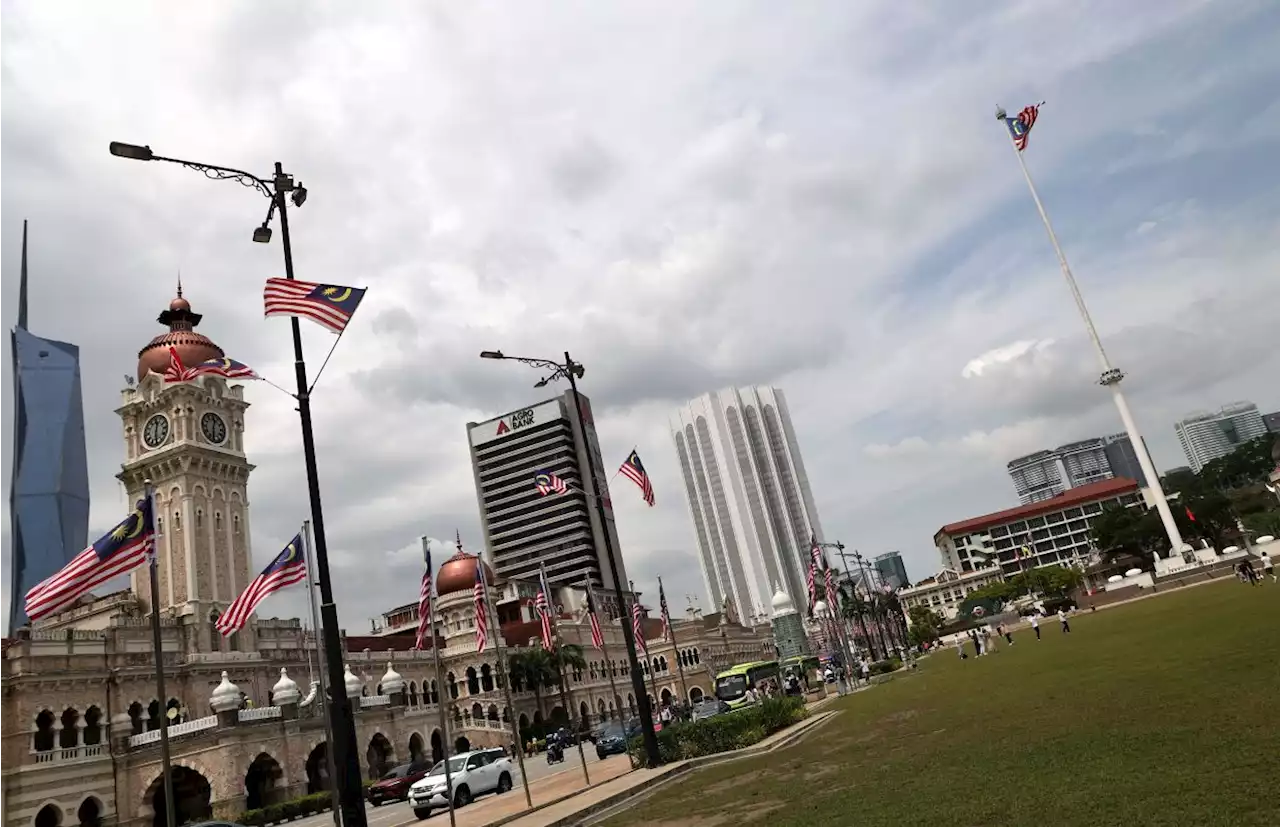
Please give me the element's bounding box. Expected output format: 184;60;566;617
571;363;585;379
292;185;308;208
109;141;154;161
479;350;505;360
252;224;273;244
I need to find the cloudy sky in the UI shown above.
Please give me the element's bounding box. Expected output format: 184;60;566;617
3;1;1278;631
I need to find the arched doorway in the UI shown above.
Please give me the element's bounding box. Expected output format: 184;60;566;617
305;743;329;793
454;735;470;754
579;701;590;726
35;804;61;827
430;730;444;764
245;753;284;810
147;766;212;827
549;706;567;728
660;688;673;707
408;732;425;766
77;798;102;827
366;733;394;780
689;686;704;703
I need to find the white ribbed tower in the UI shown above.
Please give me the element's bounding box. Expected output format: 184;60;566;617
670;386;825;620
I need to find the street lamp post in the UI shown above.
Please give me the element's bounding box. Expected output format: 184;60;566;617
478;350;662;768
109;142;368;827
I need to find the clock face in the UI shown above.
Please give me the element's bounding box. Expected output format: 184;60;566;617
143;414;170;449
201;412;228;445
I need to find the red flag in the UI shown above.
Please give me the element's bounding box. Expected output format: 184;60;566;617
1185;506;1196;522
585;589;605;650
414;548;433;651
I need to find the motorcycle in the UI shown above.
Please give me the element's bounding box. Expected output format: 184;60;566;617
546;742;565;765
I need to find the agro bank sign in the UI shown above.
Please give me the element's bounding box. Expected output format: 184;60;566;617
469;399;563;447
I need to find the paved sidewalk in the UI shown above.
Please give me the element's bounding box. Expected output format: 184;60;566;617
386;756;634;827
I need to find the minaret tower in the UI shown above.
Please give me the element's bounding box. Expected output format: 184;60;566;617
116;285;255;652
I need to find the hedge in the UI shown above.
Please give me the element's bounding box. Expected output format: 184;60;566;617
240;792;332;826
868;657;901;675
626;696;807;764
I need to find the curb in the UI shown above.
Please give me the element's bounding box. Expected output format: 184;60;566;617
571;710;841;827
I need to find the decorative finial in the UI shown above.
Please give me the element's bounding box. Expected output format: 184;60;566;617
456;530;463;553
176;270;183;298
995;105;1007;121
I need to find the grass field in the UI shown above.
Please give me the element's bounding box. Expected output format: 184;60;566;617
601;581;1280;827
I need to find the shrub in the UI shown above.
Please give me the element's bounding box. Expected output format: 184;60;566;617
240;791;332;826
869;658;901;676
626;696;808;764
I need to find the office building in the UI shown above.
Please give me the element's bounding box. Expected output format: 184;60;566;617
1174;402;1268;472
935;477;1142;578
467;390;629;618
670;386;824;621
7;223;90;633
899;567;1006;623
873;551;910;590
1260;410;1280;434
1007;433;1146;505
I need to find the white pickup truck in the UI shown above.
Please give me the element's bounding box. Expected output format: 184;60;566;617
407;748;515;818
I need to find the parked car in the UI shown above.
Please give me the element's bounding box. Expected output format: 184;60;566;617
691;699;731;721
366;762;430;806
594;721;640;759
408;749;513;819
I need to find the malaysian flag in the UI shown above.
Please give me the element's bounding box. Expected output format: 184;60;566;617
585;588;605;651
619;450;655;507
806;558;818;614
217;535;307;635
25;499;155;622
534;470;569;496
165;346;259;383
631;599;648;656
415;546;433;651
263;278;366;334
1003;103;1042;152
535;567;554;650
658;579;672;642
473;561;488;652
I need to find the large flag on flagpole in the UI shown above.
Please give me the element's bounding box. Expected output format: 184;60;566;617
534;470;569;496
658;579;672;642
217;535;307;635
415;544;434;650
535;565;554;650
263;279;366;334
585;585;605;651
631;599;648;656
619;450;655;507
24;499;156;622
1001;103;1041;151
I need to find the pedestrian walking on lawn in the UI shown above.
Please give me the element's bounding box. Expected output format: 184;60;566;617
1058;608;1071;634
1260;551;1275;583
998;623;1014;645
1030;613;1042;640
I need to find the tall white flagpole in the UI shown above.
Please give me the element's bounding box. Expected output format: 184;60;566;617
997;105;1185;558
303;521;343;827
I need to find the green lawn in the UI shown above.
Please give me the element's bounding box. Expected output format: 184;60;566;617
602;581;1280;827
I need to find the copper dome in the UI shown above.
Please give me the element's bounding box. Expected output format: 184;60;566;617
436;550;495;597
136;289;224;380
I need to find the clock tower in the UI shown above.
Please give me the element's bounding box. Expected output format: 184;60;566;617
116;287;256;653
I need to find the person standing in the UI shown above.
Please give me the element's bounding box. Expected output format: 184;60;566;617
1030;613;1042;641
998;623;1014;645
1058;608;1071;634
1261;551;1275;584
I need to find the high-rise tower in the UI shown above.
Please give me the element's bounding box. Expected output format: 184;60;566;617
8;222;90;632
671;386;824;621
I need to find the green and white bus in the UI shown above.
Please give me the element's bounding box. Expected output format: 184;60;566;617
714;660;779;708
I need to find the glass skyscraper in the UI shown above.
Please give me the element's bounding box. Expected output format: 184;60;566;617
8;222;90;632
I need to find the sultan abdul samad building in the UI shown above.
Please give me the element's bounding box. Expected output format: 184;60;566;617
1;290;774;827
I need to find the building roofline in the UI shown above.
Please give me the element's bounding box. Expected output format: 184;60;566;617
935;477;1139;538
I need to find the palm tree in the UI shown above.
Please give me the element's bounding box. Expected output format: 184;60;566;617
838;586;877;660
508;648;556;720
550;643;587;680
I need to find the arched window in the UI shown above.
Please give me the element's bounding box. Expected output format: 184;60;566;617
83;707;103;746
234;514;241;534
60;708;80;749
215;512;223;530
196;510;203;529
173;511;181;530
33;710;56;752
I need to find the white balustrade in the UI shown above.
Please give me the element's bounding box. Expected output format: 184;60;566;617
359;695;391;709
127;714;219;748
238;706;283;723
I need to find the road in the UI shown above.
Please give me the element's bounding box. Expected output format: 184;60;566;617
293;746;615;827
